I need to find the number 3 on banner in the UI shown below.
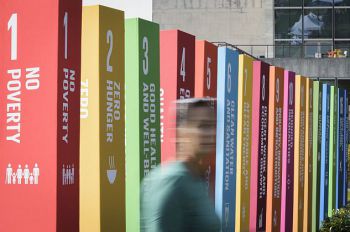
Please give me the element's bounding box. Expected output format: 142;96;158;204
8;13;18;61
143;36;149;75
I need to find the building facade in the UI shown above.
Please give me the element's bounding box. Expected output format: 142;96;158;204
275;0;350;57
153;0;350;59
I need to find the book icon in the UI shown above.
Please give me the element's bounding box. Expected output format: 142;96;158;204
107;156;117;184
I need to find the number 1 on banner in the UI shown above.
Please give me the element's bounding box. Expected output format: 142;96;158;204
64;12;68;60
8;13;18;61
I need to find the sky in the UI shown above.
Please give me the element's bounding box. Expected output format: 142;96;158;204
83;0;152;20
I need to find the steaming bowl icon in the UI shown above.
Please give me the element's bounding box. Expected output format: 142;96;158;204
107;156;117;184
107;169;117;184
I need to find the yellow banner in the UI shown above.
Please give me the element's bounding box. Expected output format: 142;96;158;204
80;5;125;232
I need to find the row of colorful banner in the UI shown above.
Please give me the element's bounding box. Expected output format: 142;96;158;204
0;2;348;232
214;50;349;232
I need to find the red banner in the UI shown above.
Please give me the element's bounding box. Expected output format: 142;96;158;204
0;1;81;231
194;40;218;199
160;30;195;163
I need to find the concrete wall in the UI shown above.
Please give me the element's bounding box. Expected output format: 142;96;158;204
153;0;274;55
263;58;350;79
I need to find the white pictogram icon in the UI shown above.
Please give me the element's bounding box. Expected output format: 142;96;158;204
5;164;12;184
16;165;23;184
5;163;40;185
33;163;40;184
224;203;230;227
273;210;277;226
259;208;264;228
62;164;75;186
107;156;117;184
24;165;30;184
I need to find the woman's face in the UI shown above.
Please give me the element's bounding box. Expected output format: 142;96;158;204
177;106;216;162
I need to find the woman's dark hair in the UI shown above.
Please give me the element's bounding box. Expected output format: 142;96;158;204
176;98;216;126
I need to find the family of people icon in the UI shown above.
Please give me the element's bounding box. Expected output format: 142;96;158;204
62;164;75;186
5;163;40;185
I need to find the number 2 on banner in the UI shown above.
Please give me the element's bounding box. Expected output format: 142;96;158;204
64;12;68;60
180;47;186;82
8;13;18;61
106;30;113;72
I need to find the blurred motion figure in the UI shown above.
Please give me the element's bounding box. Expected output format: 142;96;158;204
141;98;220;232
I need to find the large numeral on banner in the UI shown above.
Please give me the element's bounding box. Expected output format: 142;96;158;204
143;36;149;75
64;12;68;60
262;74;266;101
289;82;294;105
8;13;18;61
276;77;280;103
301;86;305;107
310;90;313;108
244;69;248;96
106;30;113;73
206;57;211;90
180;47;186;82
227;62;232;93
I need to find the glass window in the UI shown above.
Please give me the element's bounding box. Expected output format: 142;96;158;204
335;9;350;38
304;0;334;6
335;41;350;57
275;41;303;58
303;40;332;57
275;9;303;40
303;9;332;39
275;0;302;7
335;0;350;6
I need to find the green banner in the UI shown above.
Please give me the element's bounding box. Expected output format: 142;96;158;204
125;18;161;232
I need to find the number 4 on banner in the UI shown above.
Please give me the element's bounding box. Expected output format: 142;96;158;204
8;13;17;61
180;47;186;82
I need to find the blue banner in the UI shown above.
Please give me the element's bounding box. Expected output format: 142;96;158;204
215;47;239;232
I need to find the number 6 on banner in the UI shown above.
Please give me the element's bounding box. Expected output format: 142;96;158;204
8;13;18;61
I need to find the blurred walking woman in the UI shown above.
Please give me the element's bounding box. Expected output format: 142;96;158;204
141;98;220;232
